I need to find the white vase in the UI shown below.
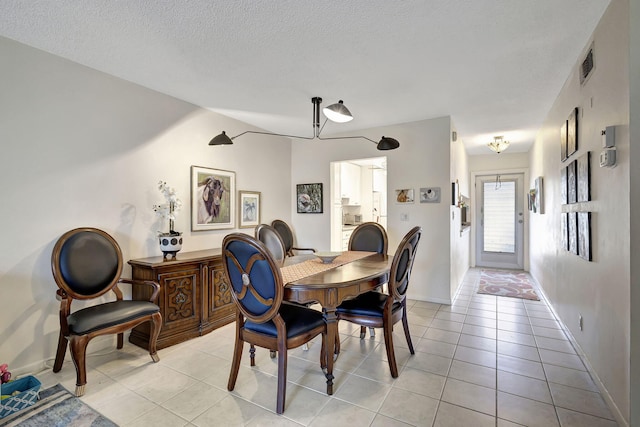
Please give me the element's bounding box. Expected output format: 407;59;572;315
159;232;182;260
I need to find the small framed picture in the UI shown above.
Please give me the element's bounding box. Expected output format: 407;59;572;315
296;183;323;213
420;187;441;203
239;191;261;228
395;189;414;204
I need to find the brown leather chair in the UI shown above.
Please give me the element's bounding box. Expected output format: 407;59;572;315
348;221;389;338
222;233;327;414
271;219;316;257
337;226;421;377
51;227;162;396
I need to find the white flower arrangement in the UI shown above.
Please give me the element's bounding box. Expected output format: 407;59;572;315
153;181;183;235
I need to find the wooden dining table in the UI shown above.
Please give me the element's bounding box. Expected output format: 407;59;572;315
281;251;392;395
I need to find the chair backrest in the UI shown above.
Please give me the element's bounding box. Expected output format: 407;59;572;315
348;222;388;254
271;220;295;255
255;224;286;265
51;227;123;300
222;233;283;323
389;226;422;302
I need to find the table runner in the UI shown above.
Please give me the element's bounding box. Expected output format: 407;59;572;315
280;251;375;284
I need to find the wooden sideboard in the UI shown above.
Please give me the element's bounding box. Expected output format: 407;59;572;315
128;249;235;350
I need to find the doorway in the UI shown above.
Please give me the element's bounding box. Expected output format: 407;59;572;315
475;173;525;269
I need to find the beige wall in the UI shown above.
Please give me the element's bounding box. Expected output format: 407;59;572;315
528;1;630;422
291;117;458;303
0;36;293;373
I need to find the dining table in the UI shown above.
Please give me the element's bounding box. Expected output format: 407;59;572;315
280;251;392;395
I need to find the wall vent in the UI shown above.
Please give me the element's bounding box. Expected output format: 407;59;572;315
580;43;595;86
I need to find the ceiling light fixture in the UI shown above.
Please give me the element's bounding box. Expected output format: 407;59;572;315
209;97;400;151
487;136;510;154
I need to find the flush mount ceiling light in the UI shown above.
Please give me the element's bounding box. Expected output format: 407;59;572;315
487;136;510;154
209;97;400;151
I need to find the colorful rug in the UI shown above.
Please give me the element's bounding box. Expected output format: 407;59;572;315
1;384;116;427
478;269;540;300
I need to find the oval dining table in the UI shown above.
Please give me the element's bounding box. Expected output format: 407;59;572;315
281;251;392;395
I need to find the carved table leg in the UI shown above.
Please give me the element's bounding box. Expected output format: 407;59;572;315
323;308;338;395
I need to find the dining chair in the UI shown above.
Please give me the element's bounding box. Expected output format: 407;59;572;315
337;226;421;378
348;221;389;338
222;233;327;414
254;224;286;266
51;227;162;396
271;219;316;257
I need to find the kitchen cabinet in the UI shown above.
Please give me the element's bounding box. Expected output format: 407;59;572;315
128;249;235;350
340;162;361;205
342;227;355;250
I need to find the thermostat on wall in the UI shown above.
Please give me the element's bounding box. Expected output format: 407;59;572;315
600;148;616;167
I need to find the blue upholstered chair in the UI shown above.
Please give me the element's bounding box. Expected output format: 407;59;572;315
337;226;422;378
222;233;327;414
51;227;162;396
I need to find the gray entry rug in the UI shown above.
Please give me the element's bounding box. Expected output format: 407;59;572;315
0;384;117;427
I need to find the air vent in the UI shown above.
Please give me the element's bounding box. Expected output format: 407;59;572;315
580;43;595;86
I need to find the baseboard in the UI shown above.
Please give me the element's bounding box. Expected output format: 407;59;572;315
530;277;629;427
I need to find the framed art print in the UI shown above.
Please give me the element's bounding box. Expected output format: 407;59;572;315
578;211;592;261
239;190;261;228
420;187;441;203
560;120;568;162
191;166;235;231
567;107;578;158
577;151;591;202
567;160;577;204
296;183;323;213
395;189;415;204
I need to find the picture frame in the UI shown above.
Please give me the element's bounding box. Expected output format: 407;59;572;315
560;120;568;162
560;166;568;205
578;211;592;261
560;213;568;251
568;212;578;255
534;176;544;214
239;191;261;228
395;188;415;204
567;160;577;204
191;166;235;231
420;187;441;203
577;151;591;202
296;183;323;213
567;107;578;158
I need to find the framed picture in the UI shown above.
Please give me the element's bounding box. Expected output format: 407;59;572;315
568;212;578;255
567;107;578;158
567;160;577;204
560;166;568;205
395;189;415;204
420;187;441;203
296;183;323;213
560;213;568;251
560;120;568;162
578;211;592;261
577;151;591;202
534;176;544;214
191;166;235;231
529;189;537;213
239;191;261;228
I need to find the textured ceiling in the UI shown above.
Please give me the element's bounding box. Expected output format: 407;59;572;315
0;1;610;155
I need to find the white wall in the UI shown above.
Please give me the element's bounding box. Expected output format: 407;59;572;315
291;117;455;303
528;1;630;422
450;123;470;299
0;37;293;373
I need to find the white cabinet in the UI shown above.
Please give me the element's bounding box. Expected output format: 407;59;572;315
342;228;354;251
340;163;361;205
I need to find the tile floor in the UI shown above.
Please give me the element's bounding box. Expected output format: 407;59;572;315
34;268;619;426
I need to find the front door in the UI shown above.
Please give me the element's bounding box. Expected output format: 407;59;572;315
475;173;524;269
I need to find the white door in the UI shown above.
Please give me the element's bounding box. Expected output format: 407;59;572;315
475;173;524;269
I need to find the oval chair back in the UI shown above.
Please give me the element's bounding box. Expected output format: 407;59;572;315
222;233;283;323
271;219;295;256
348;222;388;255
389;226;422;302
52;228;123;299
255;224;286;266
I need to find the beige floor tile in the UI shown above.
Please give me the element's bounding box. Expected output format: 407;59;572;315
539;349;586;371
497;354;546;380
434;401;496;427
497;341;541;362
404;351;452;376
543;363;598;392
448;360;496;389
162;381;228;421
454;344;497;369
309;398;376;427
92;388;158;425
461;324;497;340
497;330;537;347
498;391;560;427
430;318;464;333
497;312;531;325
334;374;392;411
392;366;446;399
555;407;620;427
534;336;576;354
441;378;496;416
497;320;533;335
414;337;457;358
191;394;266;426
124;406;189;427
497;370;552;403
464;315;497;328
434;311;467;323
549;382;614;420
529;317;561;329
532;325;567;340
378;387;439;426
458;333;497;352
497;418;526;426
467;308;498;320
370;414;414;426
423;327;461;345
